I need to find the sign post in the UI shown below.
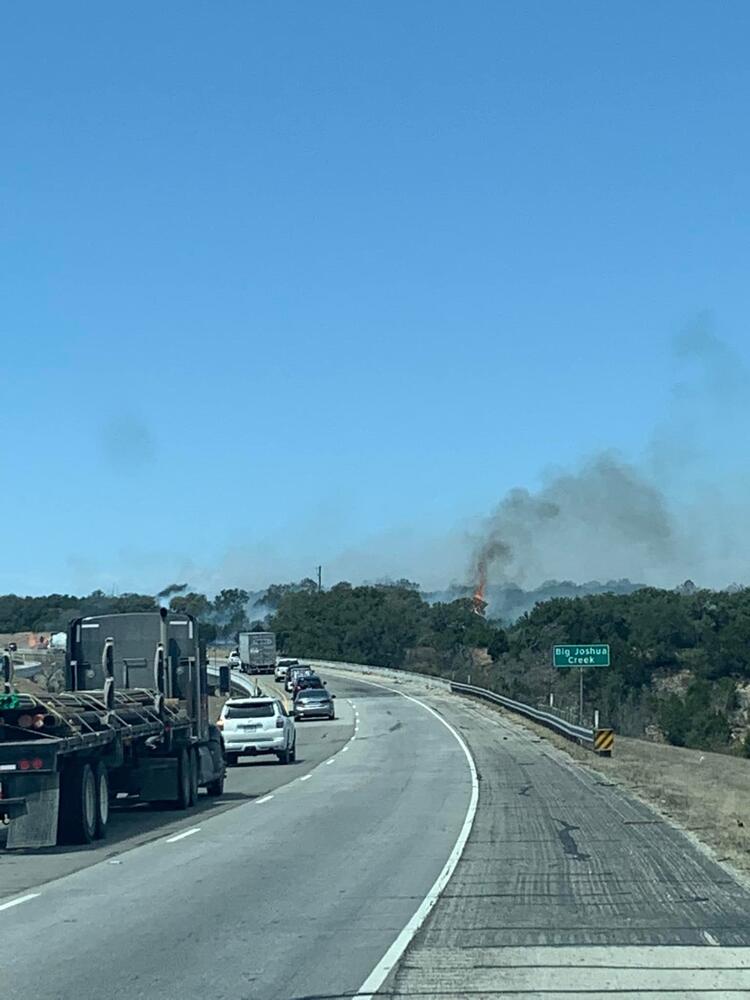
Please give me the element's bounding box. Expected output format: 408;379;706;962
552;644;611;726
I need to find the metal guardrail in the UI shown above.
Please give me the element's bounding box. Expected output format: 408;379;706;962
302;658;451;691
205;664;257;697
450;680;599;747
285;657;613;755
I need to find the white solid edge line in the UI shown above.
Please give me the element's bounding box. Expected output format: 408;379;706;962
0;892;41;912
256;794;274;804
352;675;479;1000
165;826;201;843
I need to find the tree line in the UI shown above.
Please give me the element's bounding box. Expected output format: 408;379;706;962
0;587;256;642
4;580;750;754
268;581;750;756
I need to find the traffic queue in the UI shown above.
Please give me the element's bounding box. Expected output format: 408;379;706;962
217;658;336;767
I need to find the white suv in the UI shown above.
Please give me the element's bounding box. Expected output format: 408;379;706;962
219;698;296;766
274;660;295;682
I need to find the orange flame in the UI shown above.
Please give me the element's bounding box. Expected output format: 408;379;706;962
472;560;487;616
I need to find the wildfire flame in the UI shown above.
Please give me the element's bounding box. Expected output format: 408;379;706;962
472;560;487;616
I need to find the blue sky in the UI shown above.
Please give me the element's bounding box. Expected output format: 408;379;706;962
2;2;749;595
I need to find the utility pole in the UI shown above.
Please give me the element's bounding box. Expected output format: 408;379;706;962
317;565;322;593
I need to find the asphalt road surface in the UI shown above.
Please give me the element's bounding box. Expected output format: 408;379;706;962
377;677;750;999
1;673;474;1000
1;674;353;899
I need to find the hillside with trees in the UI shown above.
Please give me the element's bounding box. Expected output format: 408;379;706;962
3;581;750;755
268;581;750;757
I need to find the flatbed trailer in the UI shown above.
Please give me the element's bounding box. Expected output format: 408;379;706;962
0;609;228;849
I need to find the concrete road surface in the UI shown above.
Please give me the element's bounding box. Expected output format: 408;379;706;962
1;674;474;1000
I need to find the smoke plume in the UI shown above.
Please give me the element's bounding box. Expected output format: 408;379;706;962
471;453;677;593
471;321;750;601
156;582;188;600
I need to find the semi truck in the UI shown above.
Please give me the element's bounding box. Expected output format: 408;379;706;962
238;631;277;674
0;609;229;849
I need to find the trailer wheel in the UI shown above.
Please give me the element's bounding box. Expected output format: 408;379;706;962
205;761;225;796
94;762;110;839
59;762;97;844
174;747;192;810
188;748;199;806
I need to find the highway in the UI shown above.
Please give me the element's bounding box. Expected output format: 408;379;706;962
6;665;750;998
1;672;474;1000
1;672;351;899
362;670;750;999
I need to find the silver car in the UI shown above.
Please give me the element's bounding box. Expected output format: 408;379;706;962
219;698;296;765
293;688;336;721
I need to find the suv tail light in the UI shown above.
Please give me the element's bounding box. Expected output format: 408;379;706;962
275;717;284;728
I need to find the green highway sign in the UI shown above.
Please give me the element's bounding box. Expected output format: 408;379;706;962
553;644;610;668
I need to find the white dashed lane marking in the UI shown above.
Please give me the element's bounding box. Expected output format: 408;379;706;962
0;893;40;912
256;794;274;804
165;827;201;844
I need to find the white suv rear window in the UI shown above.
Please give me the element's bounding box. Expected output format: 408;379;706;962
225;704;274;719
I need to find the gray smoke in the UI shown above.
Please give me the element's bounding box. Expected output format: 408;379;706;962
156;582;188;600
471;321;750;598
99;415;156;470
471;452;677;591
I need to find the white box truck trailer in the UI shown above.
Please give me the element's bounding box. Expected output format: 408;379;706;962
238;631;277;674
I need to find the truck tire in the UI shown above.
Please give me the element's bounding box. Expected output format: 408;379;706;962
188;748;199;806
59;762;97;844
205;762;225;797
225;752;239;768
94;761;110;839
174;747;192;810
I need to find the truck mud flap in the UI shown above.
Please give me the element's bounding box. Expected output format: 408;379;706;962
4;773;60;849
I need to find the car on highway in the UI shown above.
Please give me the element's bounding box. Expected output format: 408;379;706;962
293;688;336;721
285;664;313;692
218;697;296;766
293;673;324;697
274;658;298;683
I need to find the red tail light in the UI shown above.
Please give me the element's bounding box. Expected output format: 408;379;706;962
18;759;30;771
31;758;43;770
